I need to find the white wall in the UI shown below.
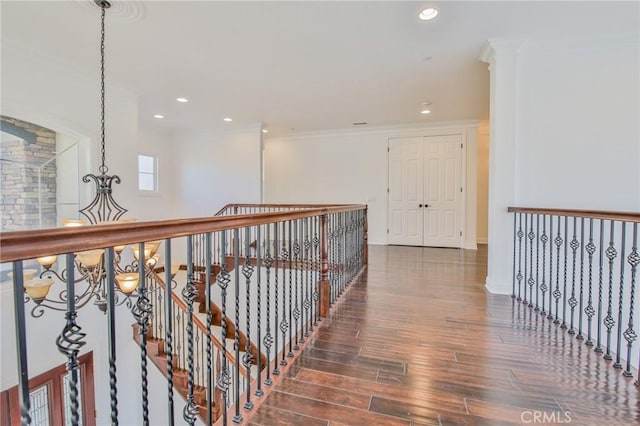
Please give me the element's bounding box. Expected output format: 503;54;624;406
264;122;479;247
171;127;263;219
482;32;640;295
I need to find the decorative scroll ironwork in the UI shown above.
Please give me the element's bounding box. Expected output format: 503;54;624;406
624;223;638;376
181;239;199;425
585;220;596;346
280;225;290;365
603;222;617;361
216;231;231;426
242;227;255;410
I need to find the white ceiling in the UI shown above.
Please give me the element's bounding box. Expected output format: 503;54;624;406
1;1;638;135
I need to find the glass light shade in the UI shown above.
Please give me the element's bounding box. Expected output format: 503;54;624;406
131;245;152;261
113;244;127;253
115;273;139;294
147;241;161;257
131;241;161;260
63;219;86;227
8;268;39;281
36;255;58;267
76;249;104;268
170;263;181;277
146;254;161;268
24;278;54;301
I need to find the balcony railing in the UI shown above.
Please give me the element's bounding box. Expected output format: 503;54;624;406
508;207;640;384
0;204;368;425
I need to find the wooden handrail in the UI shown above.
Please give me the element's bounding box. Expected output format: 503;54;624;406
214;203;357;216
0;205;366;263
507;207;640;223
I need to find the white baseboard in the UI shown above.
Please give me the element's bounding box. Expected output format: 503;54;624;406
463;242;478;250
477;237;488;244
484;277;512;295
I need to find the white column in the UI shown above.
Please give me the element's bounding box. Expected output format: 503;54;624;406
480;39;524;295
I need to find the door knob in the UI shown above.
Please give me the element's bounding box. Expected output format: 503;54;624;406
424;204;429;208
419;204;423;208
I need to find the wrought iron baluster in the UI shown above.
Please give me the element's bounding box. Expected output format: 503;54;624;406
585;219;596;347
577;218;585;340
540;215;548;316
263;223;274;386
242;226;255;410
561;216;569;329
596;219;605;353
547;216;554;320
313;217;320;325
293;219;301;349
553;216;563;324
517;213;524;301
232;228;242;423
304;217;312;338
280;221;290;366
205;233;213;425
272;222;281;376
624;223;638;377
512;213;517;298
614;222;627;369
298;218;306;345
181;237;199;425
535;214;540;311
105;248;119;425
604;221;617;360
287;220;294;358
216;230;231;426
528;214;535;308
568;217;579;334
12;261;32;425
57;253;87;426
255;224;264;397
523;213;529;305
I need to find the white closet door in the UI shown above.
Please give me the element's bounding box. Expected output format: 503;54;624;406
388;137;424;246
423;135;463;248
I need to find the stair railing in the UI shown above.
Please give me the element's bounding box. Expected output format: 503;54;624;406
1;204;367;426
508;207;640;383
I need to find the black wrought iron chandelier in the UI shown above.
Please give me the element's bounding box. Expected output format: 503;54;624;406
19;0;175;316
80;0;128;225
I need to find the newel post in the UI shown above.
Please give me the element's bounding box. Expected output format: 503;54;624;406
319;212;330;318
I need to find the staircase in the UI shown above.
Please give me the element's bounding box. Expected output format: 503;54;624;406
138;264;264;424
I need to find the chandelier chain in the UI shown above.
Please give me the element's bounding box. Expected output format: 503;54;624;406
99;5;107;174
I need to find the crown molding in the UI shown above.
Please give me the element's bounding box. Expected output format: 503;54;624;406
265;120;481;142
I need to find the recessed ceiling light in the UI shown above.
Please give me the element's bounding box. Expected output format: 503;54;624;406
420;109;432;115
154;114;164;119
223;117;232;122
262;129;269;133
419;8;439;21
176;97;188;103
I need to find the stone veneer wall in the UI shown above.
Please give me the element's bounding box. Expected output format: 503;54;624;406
1;116;57;230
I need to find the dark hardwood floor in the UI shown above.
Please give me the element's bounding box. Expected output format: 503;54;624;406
251;245;639;425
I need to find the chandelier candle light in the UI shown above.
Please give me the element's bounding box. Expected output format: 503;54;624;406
21;0;176;316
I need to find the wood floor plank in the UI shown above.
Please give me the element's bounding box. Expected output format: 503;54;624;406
251;245;639;425
248;404;328;426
